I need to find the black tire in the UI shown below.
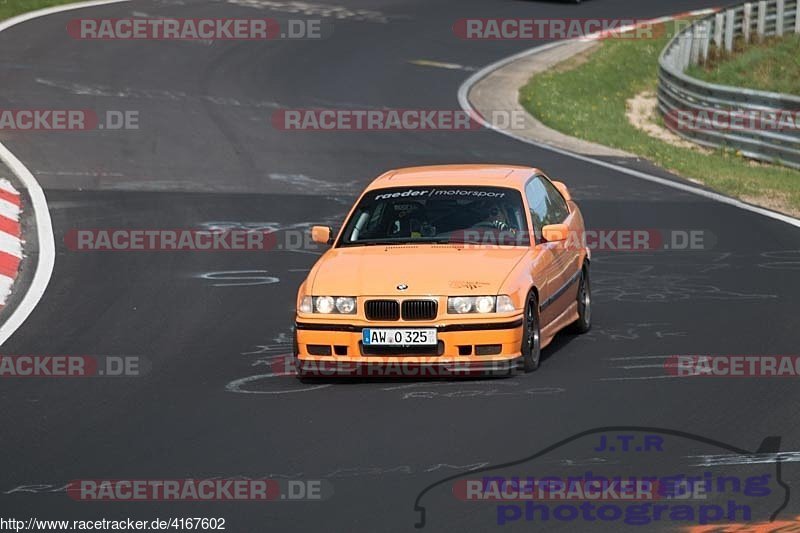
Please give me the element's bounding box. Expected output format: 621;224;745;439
570;264;592;333
521;291;542;373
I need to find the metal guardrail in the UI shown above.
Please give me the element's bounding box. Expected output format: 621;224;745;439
657;0;800;169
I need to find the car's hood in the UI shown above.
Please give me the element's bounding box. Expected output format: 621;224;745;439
309;245;528;296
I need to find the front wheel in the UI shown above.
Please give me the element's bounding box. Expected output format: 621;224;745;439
570;264;592;333
521;292;542;372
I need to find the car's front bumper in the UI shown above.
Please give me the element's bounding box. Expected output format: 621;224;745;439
294;317;524;377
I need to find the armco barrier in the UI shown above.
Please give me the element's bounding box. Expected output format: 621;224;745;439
657;0;800;169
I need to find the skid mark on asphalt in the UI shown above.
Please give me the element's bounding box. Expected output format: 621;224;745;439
223;0;391;23
689;451;800;466
226;372;331;393
195;270;280;286
242;332;294;367
200;214;346;233
35;78;282;108
197;214;345;256
407;59;476;72
268;173;359;194
583;322;687;342
759;249;800;271
598;354;683;382
3;461;490;494
226;333;333;394
36;169;125;178
592;264;776;303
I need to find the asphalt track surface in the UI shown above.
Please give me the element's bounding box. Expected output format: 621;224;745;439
0;0;799;531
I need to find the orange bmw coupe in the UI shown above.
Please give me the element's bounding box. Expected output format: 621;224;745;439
294;164;591;378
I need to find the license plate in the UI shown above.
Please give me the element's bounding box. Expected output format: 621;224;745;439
362;328;437;346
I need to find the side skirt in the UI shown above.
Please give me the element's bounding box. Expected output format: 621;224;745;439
540;301;580;350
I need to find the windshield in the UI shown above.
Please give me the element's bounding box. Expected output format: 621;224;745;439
338;186;530;246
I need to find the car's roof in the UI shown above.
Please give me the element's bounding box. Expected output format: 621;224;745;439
367;164;542;190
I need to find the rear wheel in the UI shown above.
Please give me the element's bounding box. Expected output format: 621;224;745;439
571;264;592;333
521;292;542;372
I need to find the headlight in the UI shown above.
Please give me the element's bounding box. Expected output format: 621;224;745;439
315;296;335;314
496;295;516;313
447;295;517;314
474;296;495;314
448;296;496;314
448;296;474;314
335;296;356;314
300;296;357;314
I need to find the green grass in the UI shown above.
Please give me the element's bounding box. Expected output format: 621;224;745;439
520;28;800;215
687;34;800;94
0;0;80;21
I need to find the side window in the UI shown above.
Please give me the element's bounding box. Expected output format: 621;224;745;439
524;178;548;242
540;177;570;224
525;176;570;242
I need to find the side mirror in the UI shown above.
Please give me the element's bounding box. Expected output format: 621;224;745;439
552;181;572;202
311;226;333;245
542;223;569;243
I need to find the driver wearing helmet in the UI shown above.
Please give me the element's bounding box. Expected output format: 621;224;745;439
481;201;513;232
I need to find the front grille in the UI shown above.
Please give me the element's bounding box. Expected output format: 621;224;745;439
401;300;438;321
365;300;400;321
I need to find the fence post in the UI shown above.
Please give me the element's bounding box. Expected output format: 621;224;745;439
724;9;735;52
714;12;725;48
796;0;800;33
776;0;785;36
690;25;701;65
757;0;767;41
700;21;711;62
743;2;752;42
678;33;690;70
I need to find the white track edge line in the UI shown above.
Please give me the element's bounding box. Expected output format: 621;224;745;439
457;10;800;230
0;0;130;345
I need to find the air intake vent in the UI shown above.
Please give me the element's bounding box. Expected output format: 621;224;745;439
365;300;400;321
401;300;438;321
